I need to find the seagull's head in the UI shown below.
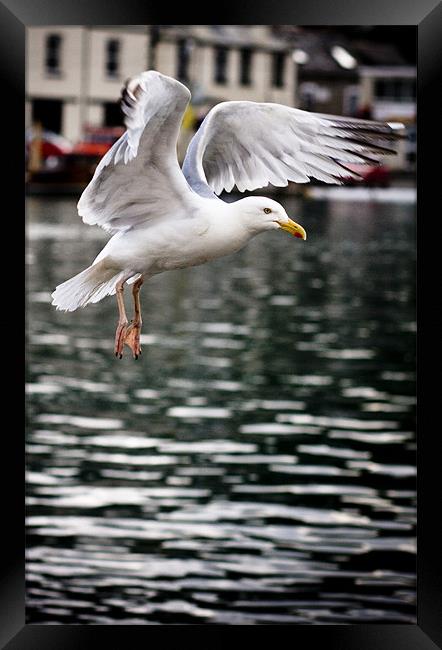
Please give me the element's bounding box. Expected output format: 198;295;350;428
234;196;307;240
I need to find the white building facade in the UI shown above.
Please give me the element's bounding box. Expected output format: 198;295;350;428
26;26;297;144
358;66;416;170
154;26;296;105
26;26;148;142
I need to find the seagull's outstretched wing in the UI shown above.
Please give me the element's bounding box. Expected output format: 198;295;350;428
182;101;404;197
78;71;193;234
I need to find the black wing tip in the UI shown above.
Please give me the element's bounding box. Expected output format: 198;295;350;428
332;121;406;140
320;112;406;138
120;77;143;110
334;135;399;156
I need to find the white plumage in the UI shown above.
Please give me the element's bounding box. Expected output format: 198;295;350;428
51;70;403;358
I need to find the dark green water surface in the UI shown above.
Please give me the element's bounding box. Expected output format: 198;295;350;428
26;191;416;624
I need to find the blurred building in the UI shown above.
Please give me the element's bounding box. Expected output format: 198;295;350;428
26;27;148;143
358;66;416;169
26;25;297;148
273;26;416;171
152;26;296;104
26;25;415;174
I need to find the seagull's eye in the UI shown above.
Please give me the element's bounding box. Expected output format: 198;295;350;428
263;208;272;214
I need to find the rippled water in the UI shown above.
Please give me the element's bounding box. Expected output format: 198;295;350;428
26;191;416;624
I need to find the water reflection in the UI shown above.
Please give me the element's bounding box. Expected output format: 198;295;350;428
26;192;416;624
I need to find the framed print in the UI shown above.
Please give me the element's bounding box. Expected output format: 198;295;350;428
3;0;440;646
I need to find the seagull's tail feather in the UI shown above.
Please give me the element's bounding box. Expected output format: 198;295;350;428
51;262;127;312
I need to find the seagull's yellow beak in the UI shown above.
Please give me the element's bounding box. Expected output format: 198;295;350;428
278;218;307;240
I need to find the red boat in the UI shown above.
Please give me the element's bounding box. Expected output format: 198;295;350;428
27;127;125;190
71;126;125;157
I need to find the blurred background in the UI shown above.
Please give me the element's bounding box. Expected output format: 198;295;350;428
26;25;416;625
26;25;416;190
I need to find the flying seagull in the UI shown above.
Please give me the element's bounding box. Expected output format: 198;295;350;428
51;70;403;359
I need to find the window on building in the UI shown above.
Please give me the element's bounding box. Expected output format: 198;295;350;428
177;39;190;82
104;102;123;127
214;46;228;84
105;39;120;78
374;78;416;102
45;34;62;76
32;98;62;133
239;48;253;86
272;51;285;88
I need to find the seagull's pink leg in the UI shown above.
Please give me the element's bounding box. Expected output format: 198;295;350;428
124;276;144;360
114;279;128;359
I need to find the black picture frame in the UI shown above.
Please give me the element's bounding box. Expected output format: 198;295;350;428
6;0;439;646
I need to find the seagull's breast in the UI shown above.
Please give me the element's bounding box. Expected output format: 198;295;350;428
150;212;250;272
99;201;251;275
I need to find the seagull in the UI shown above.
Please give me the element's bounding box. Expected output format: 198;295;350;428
51;70;403;359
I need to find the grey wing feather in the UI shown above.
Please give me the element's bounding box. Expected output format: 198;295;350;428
77;71;193;234
182;101;405;197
